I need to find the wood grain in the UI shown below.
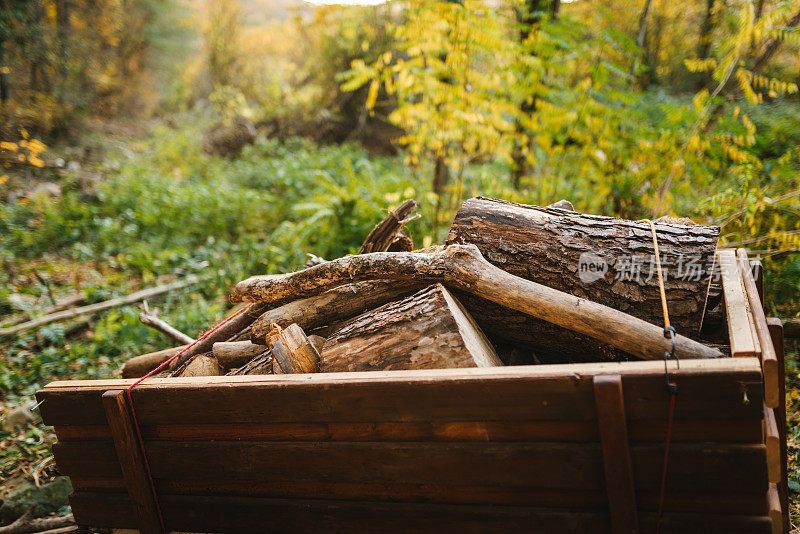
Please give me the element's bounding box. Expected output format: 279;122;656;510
718;249;758;357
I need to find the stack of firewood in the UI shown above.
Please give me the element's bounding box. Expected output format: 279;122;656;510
122;197;727;379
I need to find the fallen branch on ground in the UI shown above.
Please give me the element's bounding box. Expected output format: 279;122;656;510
139;301;195;345
0;510;75;534
0;275;203;337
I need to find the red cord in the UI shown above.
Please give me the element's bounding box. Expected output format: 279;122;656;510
655;383;678;534
125;303;254;533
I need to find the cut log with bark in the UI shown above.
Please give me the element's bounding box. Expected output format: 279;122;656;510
178;354;222;377
360;199;419;254
444;197;720;360
249;279;425;344
121;345;188;379
231;245;723;361
321;284;502;372
446;197;719;332
213;341;269;369
269;324;320;374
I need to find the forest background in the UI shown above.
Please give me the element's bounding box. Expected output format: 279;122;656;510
1;0;800;527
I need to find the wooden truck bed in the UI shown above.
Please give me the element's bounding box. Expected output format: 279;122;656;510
35;249;788;533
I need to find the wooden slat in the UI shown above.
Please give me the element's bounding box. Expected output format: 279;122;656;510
66;477;769;515
67;492;774;534
767;483;782;534
717;249;757;357
594;375;638;534
101;390;162;534
767;318;789;533
751;260;764;305
51;417;764;443
37;359;764;427
51;441;768;492
764;402;780;483
736;249;780;408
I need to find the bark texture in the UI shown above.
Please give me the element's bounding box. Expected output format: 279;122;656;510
446;197;719;336
321;284;501;372
230;244;722;362
250;279;425;344
360;199;419;254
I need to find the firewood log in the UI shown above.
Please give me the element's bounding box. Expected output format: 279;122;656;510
249;279;425;344
446;197;719;335
179;354;222;377
212;340;269;368
321;284;502;372
444;197;720;361
230;244;722;361
268;323;320;374
121;345;188;379
360;199;419;254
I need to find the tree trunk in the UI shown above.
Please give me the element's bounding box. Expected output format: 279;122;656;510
445;197;719;360
321;284;501;372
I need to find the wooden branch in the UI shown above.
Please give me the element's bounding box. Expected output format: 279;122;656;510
139;303;194;345
231;245;723;361
0;275;203;337
360;199;419;254
0;293;86;328
0;512;75;534
121;345;189;379
213;341;269;368
249;279;425;344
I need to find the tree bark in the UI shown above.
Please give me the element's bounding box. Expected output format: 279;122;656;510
321;284;501;372
446;197;719;333
360;199;419;254
249;279;425;344
212;340;269;368
121;345;188;379
231;244;723;361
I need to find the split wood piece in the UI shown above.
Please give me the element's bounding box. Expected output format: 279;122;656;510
0;275;203;337
168;302;271;371
593;375;638;534
101;390;161;534
767;318;789;531
718;249;759;357
178;354;222;377
139;304;194;345
231;245;723;361
269;324;320;374
764;402;780;484
249;279;425;344
360;199;419;254
446;197;720;331
736;249;780;408
121;345;188;379
213;341;269;368
321;284;500;372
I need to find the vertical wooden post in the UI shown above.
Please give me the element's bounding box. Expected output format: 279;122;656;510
594;375;639;534
767;318;788;533
102;390;163;534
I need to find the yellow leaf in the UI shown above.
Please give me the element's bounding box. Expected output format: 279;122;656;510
365;79;379;110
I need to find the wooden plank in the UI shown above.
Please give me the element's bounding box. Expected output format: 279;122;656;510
736;249;780;408
100;390;162;534
52;441;769;492
767;483;782;534
66;477;769;515
717;249;757;357
51;417;764;443
767;318;789;533
764;402;780;483
37;358;764;427
67;492;773;533
594;375;638;534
